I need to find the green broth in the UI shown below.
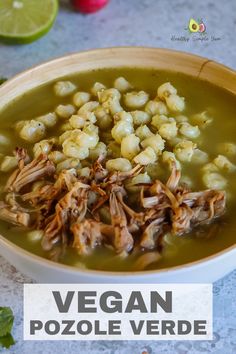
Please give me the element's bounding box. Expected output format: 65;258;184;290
0;67;236;271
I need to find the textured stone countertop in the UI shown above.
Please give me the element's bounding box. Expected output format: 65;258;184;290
0;0;235;353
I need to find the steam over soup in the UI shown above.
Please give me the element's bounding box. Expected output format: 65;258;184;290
0;68;235;272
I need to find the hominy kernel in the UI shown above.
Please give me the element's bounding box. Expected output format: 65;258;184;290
18;120;46;143
121;134;140;160
91;82;106;96
130;110;150;125
27;230;44;242
174;140;196;162
89;142;107;160
151;114;169;129
166;94;185;112
124;91;149;109
213;155;236;173
134;147;157;165
157;82;177;100
73;92;91;107
158;121;178;140
36;112;57;128
145;100;168;116
0;156;18;172
202;172;227;190
179;122;200;139
126;172;151;193
106;158;132;172
114;77;133;92
141;134;165;155
135;125;154;141
191;149;209;164
111;120;134;144
218;142;236;156
54;81;76;97
55;104;75;119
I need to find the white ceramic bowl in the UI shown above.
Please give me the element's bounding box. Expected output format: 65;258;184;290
0;47;235;283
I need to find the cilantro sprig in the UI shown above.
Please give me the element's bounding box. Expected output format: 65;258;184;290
0;307;15;349
0;78;7;85
0;77;7;85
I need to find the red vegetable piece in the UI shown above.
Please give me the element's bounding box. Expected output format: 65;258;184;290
71;0;109;13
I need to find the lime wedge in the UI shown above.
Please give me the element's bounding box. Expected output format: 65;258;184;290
0;0;58;44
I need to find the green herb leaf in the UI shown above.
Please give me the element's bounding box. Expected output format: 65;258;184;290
0;307;14;337
0;78;7;85
0;333;15;349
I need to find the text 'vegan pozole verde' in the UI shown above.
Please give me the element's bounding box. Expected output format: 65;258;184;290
0;68;235;272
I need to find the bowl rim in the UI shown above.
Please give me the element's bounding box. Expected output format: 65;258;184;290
0;46;236;92
0;234;235;277
0;46;235;277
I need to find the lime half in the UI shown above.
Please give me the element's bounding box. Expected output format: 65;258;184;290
0;0;58;44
